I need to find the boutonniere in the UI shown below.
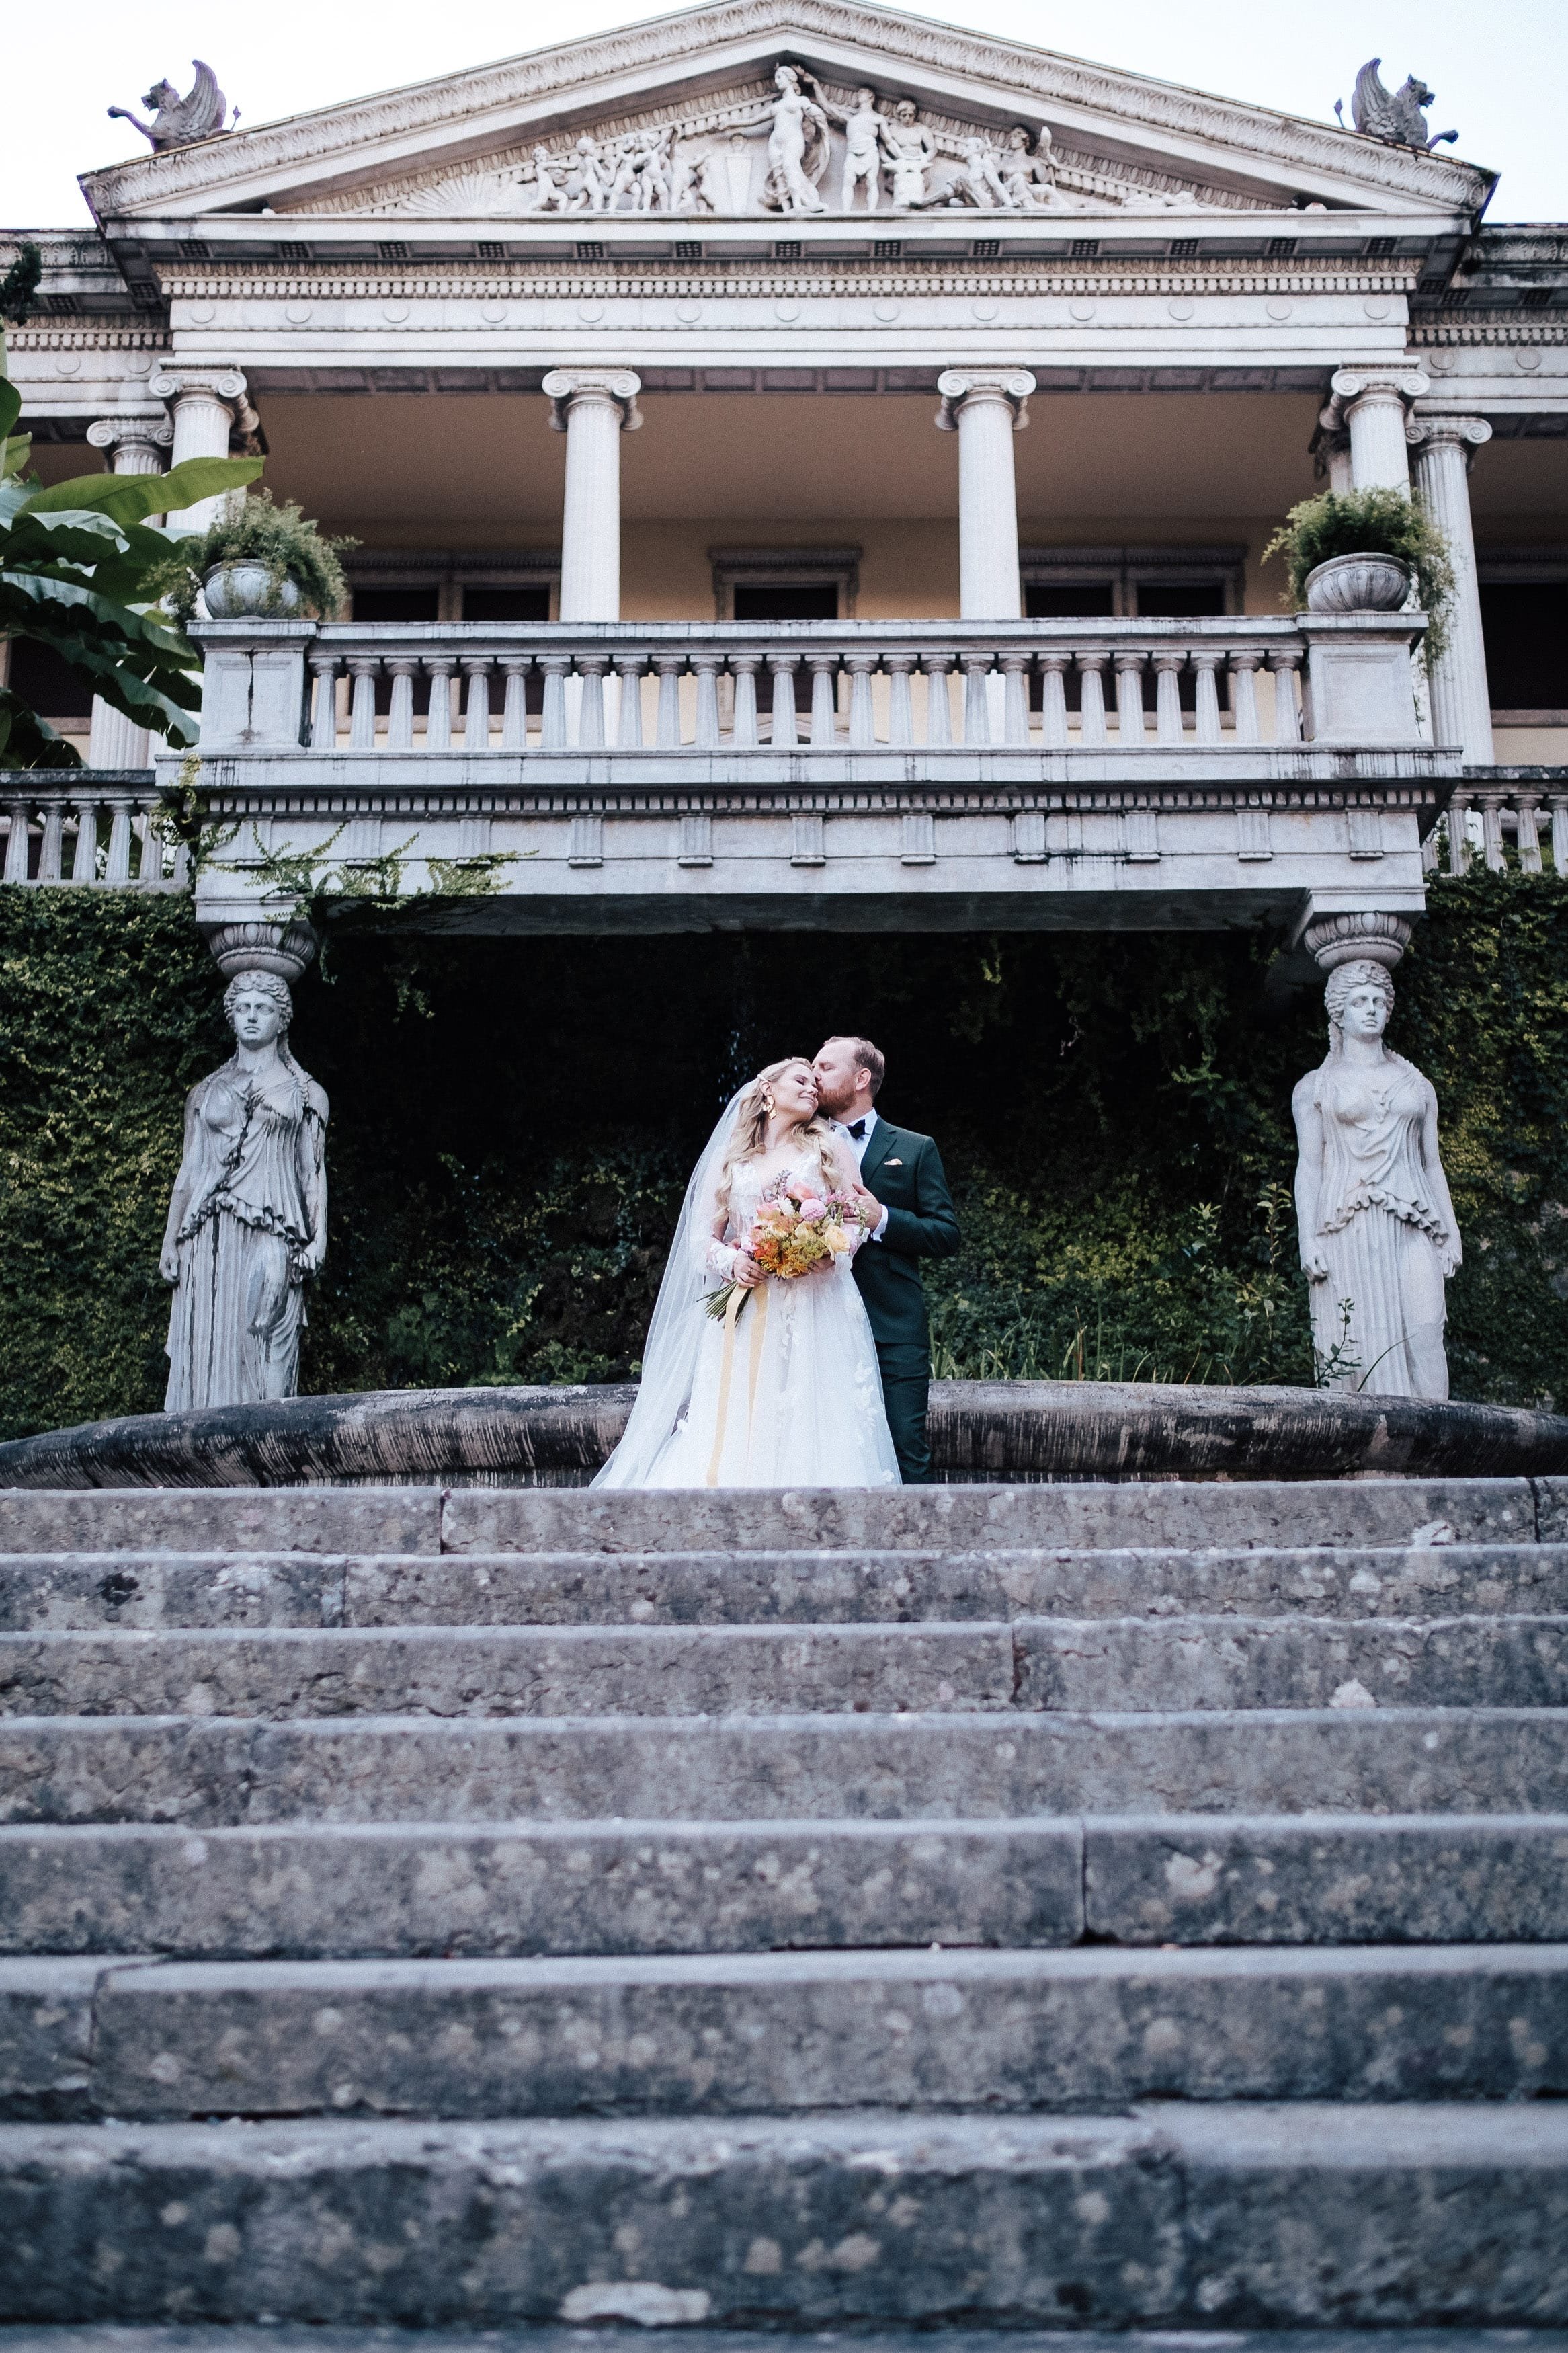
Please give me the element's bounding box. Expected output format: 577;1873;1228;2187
884;1157;903;1167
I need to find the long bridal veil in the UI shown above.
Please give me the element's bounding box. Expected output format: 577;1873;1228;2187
591;1088;748;1490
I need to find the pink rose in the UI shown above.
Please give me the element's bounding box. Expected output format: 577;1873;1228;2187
783;1175;807;1201
799;1197;827;1222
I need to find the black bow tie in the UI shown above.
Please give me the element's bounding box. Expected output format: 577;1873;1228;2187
847;1119;868;1140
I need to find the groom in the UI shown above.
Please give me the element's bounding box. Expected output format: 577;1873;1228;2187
812;1035;959;1484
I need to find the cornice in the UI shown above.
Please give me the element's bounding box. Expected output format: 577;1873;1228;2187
81;0;1491;220
1410;313;1568;346
158;255;1421;303
6;322;170;350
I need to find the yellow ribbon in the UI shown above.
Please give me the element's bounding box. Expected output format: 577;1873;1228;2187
706;1277;770;1487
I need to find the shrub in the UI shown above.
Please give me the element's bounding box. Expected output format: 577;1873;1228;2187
1263;485;1456;666
149;489;352;625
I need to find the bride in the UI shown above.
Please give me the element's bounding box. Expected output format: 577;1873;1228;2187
594;1057;902;1488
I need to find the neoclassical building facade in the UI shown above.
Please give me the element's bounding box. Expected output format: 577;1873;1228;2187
2;0;1565;983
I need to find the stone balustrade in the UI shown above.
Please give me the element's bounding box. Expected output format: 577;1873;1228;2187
1428;772;1568;879
195;613;1434;767
0;774;187;892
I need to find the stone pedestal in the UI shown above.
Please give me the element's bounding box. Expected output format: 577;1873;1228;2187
936;370;1034;621
543;370;642;623
1406;415;1495;764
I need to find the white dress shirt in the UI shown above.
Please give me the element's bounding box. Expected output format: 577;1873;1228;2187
832;1109;889;1242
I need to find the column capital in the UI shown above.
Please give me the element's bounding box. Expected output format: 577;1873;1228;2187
1327;366;1431;418
202;919;319;986
935;369;1035;432
1302;910;1414;974
148;363;257;433
86;412;173;460
542;369;643;432
1406;412;1493;455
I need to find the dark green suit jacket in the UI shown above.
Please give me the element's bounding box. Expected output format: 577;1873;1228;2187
850;1116;960;1366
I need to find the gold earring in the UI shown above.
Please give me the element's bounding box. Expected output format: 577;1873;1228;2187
762;1096;774;1114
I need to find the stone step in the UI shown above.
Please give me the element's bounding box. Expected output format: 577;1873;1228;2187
0;2335;1564;2353
7;1543;1565;1630
3;1616;1565;1722
6;1946;1561;2122
7;1708;1565;1827
0;1477;1545;1558
1;2106;1565;2326
4;1813;1565;1958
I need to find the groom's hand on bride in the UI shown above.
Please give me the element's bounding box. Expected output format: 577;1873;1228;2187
854;1186;883;1226
733;1252;765;1289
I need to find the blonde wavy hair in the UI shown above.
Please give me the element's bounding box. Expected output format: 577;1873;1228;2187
716;1057;838;1222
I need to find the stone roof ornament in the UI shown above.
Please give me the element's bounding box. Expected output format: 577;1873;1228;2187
108;62;233;152
1335;60;1457;151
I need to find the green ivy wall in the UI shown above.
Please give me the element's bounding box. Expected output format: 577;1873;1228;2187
3;876;1565;1441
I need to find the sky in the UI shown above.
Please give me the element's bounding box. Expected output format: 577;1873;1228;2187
4;0;1565;227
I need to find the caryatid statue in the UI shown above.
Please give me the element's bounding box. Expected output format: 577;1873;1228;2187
160;969;329;1413
1292;958;1460;1400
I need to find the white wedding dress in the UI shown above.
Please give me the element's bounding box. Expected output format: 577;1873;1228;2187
594;1113;901;1490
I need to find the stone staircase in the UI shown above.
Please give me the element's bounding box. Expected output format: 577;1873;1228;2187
1;1474;1567;2331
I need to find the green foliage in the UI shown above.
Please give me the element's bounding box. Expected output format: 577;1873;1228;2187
1;884;1565;1440
148;490;352;625
0;367;263;762
0;243;42;329
1263;485;1456;667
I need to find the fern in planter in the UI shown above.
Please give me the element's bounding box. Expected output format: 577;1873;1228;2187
149;491;353;625
1263;487;1456;668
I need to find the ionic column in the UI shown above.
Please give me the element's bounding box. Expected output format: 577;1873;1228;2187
1405;414;1495;764
148;365;256;532
85;413;175;770
1311;407;1354;495
935;370;1035;620
542;370;642;623
1328;368;1430;492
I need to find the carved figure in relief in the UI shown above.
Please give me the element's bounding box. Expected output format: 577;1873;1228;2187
802;77;891;210
565;132;612;212
109;61;232;151
737;65;831;212
526;144;572;213
880;100;936;207
1337;60;1458;149
1292;960;1460;1400
1001;125;1057;208
160;972;329;1414
634;123;678;211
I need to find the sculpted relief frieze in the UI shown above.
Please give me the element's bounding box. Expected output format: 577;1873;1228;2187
306;72;1265;222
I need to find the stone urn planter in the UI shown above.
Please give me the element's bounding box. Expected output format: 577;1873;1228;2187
202;561;303;619
1303;551;1411;614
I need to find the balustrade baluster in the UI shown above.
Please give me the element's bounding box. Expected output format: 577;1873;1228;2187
104;797;134;885
424;659;456;752
1114;652;1147;744
1190;651;1223;747
768;656;800;749
731;655;762;750
846;655;877;749
1477;788;1506;873
1421;827;1441;877
71;797;99;883
1229;651;1262;746
37;802;65;884
614;656;645;748
348;657;379;751
387;660;418;752
885;657;915;748
171;839;192;889
500;660;531;750
693;655;722;750
1036;654;1069;750
1077;653;1108;746
137;810;165;888
539;657;570;750
309;656;339;750
921;655;954;746
1152;652;1184;747
962;654;991;746
575;657;608;750
1515;793;1544;875
1549;792;1568;877
655;658;684;748
1268;649;1303;745
2;798;30;885
1000;655;1031;747
808;656;838;748
1446;790;1471;877
461;658;493;751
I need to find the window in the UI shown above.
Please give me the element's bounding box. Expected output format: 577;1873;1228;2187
1479;581;1568;715
350;587;440;623
732;582;839;622
5;639;95;723
462;586;551;623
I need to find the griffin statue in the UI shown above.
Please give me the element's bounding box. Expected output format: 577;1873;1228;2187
109;63;233;152
1335;61;1458;151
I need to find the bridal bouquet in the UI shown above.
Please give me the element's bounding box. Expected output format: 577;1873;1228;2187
705;1173;868;1320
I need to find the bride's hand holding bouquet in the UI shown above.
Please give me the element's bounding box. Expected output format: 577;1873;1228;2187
706;1171;872;1320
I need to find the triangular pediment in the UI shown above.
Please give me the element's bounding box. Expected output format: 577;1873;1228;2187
81;0;1495;228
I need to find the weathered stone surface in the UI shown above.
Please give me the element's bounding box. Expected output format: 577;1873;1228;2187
0;1623;1016;1721
84;1946;1568;2120
0;1818;1086;1958
1085;1812;1568;1943
5;1709;1565;1829
0;1555;344;1631
1014;1613;1568;1712
5;1380;1567;1490
0;1960;122;2122
0;2108;1565;2326
0;1489;440;1558
442;1478;1538;1557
